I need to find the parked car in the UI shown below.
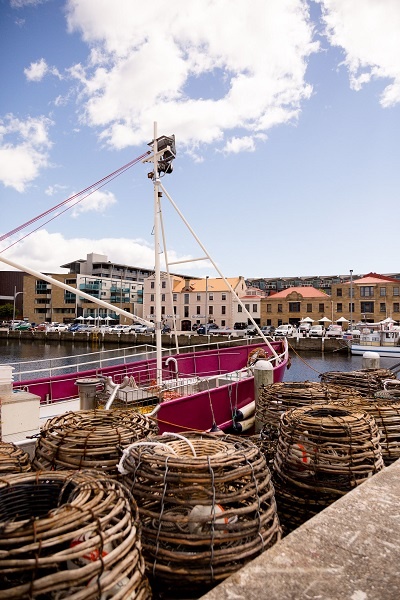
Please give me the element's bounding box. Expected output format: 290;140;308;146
197;324;219;335
47;323;69;332
274;324;295;337
309;325;324;337
135;324;155;334
325;324;343;338
245;325;258;336
13;322;32;331
233;322;247;330
261;325;275;336
298;322;312;334
34;323;49;331
109;325;132;334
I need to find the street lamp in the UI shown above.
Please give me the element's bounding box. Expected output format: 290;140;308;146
12;286;24;326
350;269;353;330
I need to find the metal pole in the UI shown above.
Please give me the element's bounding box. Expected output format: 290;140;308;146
153;122;163;386
12;286;16;325
350;269;353;330
205;276;209;328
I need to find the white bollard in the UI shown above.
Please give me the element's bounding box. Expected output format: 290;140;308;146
362;351;380;370
254;359;273;433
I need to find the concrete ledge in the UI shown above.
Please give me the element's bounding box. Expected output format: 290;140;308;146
200;460;400;600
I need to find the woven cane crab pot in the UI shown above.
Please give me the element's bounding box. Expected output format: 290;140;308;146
334;397;400;466
119;432;281;594
32;408;157;476
273;404;384;535
0;442;31;475
319;368;397;396
0;470;151;599
254;382;362;465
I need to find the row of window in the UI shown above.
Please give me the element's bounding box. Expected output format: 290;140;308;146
336;287;400;297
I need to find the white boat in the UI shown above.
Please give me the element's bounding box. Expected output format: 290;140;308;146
351;320;400;358
0;123;289;447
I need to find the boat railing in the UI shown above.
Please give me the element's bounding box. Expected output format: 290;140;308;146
8;336;284;382
9;345;159;381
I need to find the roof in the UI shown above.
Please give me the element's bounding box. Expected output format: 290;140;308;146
270;286;329;299
345;272;400;285
173;277;243;293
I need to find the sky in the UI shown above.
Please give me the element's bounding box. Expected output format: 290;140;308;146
0;0;399;281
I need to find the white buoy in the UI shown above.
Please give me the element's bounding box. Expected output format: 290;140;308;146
362;351;380;370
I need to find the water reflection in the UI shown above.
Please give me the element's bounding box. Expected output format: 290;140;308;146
1;340;399;382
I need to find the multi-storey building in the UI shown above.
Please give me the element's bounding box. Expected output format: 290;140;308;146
331;272;400;325
142;274;262;330
260;287;331;328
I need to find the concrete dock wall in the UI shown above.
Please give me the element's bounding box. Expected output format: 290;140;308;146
200;460;400;600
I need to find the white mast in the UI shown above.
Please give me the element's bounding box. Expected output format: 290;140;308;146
153;123;163;386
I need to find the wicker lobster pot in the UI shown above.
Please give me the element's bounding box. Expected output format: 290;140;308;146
319;368;396;396
119;432;281;593
273;404;384;535
0;442;31;475
32;409;158;477
254;382;362;465
0;470;151;599
334;396;400;466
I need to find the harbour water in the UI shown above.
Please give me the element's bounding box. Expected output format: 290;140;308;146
1;338;399;381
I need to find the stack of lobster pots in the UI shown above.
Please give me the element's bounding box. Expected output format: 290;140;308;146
0;441;32;475
272;404;384;534
118;431;282;597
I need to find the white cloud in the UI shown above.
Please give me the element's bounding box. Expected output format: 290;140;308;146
71;189;117;217
223;136;256;154
11;0;49;7
24;58;62;82
65;0;318;152
318;0;400;107
0;115;53;192
0;229;205;275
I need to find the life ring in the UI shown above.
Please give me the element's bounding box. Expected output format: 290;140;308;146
247;348;267;366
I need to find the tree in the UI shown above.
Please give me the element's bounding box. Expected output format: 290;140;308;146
0;303;14;319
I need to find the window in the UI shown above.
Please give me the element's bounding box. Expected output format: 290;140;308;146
196;306;201;315
184;306;189;318
238;305;242;312
162;281;166;289
360;286;374;297
150;306;154;315
209;293;214;300
173;294;177;301
319;303;324;312
394;287;399;296
197;294;201;301
151;282;154;289
337;303;342;312
253;304;258;312
184;293;189;304
348;288;354;298
161;294;165;302
161;306;165;315
150;294;155;302
222;306;226;315
221;320;226;326
349;302;354;313
278;304;283;313
245;304;250;311
209;306;213;315
361;301;374;313
380;303;386;313
307;303;312;313
337;288;342;297
222;293;226;301
288;302;300;312
394;303;400;313
267;304;271;313
380;287;386;297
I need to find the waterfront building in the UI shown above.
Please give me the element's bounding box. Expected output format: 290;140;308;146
142;274;263;330
260;287;331;328
331;272;400;325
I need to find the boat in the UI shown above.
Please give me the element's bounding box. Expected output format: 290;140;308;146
350;319;400;358
0;124;289;442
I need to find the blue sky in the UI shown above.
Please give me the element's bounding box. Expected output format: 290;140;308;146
0;0;399;280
